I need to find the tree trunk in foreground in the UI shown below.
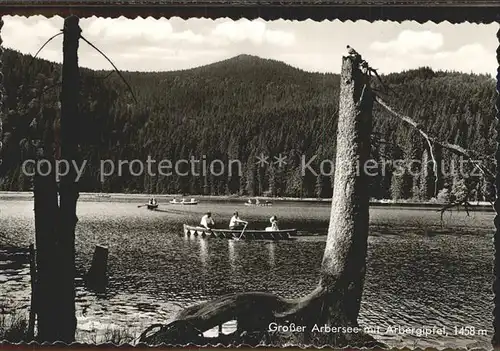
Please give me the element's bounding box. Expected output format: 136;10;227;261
36;16;80;343
56;15;80;342
140;53;375;347
318;53;373;326
34;160;59;341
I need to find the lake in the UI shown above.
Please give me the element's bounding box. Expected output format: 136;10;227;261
0;196;494;348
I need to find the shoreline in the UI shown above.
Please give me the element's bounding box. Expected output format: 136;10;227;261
0;191;494;211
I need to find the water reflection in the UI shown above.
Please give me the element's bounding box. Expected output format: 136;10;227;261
267;242;275;268
228;240;236;270
198;238;208;267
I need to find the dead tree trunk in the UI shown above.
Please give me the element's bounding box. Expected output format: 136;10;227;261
35;16;80;343
33;115;59;341
318;53;373;326
140;53;375;347
56;15;81;342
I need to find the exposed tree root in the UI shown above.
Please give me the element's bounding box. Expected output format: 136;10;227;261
139;286;383;348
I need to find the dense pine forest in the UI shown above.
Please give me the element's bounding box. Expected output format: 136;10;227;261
0;49;496;201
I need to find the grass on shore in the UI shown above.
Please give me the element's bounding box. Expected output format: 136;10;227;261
0;311;135;344
78;326;136;344
0;312;30;343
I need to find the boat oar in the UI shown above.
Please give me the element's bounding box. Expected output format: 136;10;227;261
235;221;249;241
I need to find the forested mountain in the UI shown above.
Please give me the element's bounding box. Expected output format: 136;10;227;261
0;49;496;201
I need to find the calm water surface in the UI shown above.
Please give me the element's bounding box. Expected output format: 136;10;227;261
0;198;493;348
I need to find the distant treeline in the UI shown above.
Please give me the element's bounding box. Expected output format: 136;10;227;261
0;50;496;201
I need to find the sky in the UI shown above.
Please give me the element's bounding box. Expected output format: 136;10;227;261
2;15;498;75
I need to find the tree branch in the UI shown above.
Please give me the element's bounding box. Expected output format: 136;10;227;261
79;35;138;103
29;31;63;67
375;96;495;182
438;195;471;221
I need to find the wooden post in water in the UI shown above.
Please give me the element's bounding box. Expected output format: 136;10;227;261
85;245;109;291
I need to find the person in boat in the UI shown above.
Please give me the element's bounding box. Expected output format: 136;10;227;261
229;211;247;230
200;212;215;229
265;215;279;231
255;198;260;205
149;197;157;206
247;199;252;205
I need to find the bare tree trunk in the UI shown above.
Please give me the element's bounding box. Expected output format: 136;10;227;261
35;16;80;343
34;152;59;342
56;15;81;342
318;54;372;325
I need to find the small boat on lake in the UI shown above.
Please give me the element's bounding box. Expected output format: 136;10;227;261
141;197;159;210
244;199;272;207
170;198;198;205
183;224;296;240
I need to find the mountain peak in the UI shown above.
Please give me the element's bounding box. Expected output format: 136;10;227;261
231;54;262;61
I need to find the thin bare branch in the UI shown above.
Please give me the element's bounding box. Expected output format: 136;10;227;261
435;187;496;222
29;31;63;67
79;35;138;103
438;196;471;222
370;67;392;94
375;96;495;182
424;138;439;197
96;71;115;81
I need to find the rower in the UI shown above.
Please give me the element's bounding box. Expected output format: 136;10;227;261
265;215;279;231
229;211;247;230
200;212;215;229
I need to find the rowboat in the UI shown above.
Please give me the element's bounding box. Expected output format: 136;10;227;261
170;199;198;205
244;201;272;207
183;224;296;240
147;204;159;210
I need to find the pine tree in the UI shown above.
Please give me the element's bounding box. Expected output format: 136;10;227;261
245;153;256;196
315;173;323;198
419;148;433;200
